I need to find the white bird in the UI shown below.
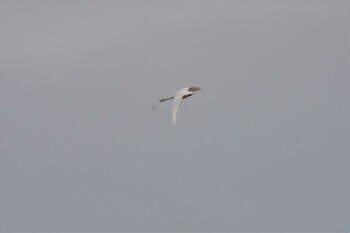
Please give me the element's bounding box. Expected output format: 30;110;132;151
159;87;202;124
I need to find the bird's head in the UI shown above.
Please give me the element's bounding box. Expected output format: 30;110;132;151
188;87;202;92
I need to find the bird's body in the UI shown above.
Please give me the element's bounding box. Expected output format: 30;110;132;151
159;87;201;124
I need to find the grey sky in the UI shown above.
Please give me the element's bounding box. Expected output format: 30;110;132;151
0;0;349;232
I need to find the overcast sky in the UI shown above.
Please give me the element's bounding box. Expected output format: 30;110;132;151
0;0;349;232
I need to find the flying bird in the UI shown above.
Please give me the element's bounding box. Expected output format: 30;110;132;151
159;87;202;124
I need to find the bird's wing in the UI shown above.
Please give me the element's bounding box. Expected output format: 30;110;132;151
172;94;184;124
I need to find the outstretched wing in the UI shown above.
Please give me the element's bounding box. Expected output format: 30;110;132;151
172;94;184;124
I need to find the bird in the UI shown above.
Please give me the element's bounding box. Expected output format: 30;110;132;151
159;87;202;124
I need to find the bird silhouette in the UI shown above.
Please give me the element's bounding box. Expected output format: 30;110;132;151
159;87;202;124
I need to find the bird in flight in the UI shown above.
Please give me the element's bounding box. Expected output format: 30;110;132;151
159;87;202;124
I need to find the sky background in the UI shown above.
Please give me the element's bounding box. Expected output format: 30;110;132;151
0;0;349;232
